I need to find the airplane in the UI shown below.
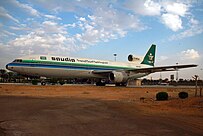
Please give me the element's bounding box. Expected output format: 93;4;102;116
6;44;197;86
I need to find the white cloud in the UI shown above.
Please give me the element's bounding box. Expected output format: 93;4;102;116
169;18;203;40
42;21;67;34
30;0;200;36
79;17;86;22
0;30;16;41
1;8;144;57
0;6;19;23
74;10;143;46
2;20;76;56
10;31;65;48
9;26;30;31
181;49;200;59
163;2;188;17
0;0;145;59
65;23;76;28
44;14;62;20
30;0;85;14
11;0;143;49
6;32;73;56
11;0;40;16
125;1;196;33
161;13;183;31
2;30;16;36
125;0;161;16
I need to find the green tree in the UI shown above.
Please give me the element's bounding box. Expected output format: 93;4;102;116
0;69;7;82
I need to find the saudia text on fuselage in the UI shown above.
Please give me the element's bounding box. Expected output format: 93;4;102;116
51;56;109;65
51;57;76;62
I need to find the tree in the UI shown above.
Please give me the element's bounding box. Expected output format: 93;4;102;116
0;69;7;82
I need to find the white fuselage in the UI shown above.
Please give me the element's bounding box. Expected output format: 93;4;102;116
6;55;150;81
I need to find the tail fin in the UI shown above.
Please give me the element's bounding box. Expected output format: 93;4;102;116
141;44;156;66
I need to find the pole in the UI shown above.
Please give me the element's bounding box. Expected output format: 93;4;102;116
176;63;178;81
195;77;197;97
200;80;202;97
113;54;117;62
193;75;198;97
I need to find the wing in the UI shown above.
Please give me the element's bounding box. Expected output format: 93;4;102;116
129;64;197;73
92;64;197;74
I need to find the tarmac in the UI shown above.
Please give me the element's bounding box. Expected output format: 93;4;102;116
0;84;202;136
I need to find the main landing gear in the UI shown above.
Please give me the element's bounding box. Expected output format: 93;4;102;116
41;80;46;86
96;80;106;86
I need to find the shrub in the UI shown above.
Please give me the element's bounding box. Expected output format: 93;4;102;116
178;92;188;99
32;79;38;85
156;92;168;101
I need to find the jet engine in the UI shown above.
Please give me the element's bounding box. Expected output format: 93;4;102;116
128;54;141;62
109;71;128;83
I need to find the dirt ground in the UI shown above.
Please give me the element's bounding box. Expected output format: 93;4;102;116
0;84;202;136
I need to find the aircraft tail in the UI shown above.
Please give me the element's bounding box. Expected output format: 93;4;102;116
141;44;156;66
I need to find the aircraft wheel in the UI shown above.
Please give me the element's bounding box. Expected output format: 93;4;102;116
59;81;65;85
115;83;121;86
96;82;105;86
41;81;46;86
121;83;127;87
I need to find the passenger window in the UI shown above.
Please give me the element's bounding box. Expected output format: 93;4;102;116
13;59;22;62
40;56;47;60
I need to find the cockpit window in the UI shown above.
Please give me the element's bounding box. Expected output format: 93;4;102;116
13;59;22;62
40;56;47;60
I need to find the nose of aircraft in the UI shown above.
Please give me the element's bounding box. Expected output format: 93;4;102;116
6;64;9;70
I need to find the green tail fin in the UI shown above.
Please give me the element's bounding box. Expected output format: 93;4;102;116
141;44;156;66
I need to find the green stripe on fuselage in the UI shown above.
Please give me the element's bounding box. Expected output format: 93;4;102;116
22;60;135;70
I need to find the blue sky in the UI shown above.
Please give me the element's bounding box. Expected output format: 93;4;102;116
0;0;203;79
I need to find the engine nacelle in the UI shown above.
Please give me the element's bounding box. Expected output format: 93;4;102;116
109;71;128;83
128;54;141;62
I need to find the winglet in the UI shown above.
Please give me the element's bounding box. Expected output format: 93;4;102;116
141;44;156;66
